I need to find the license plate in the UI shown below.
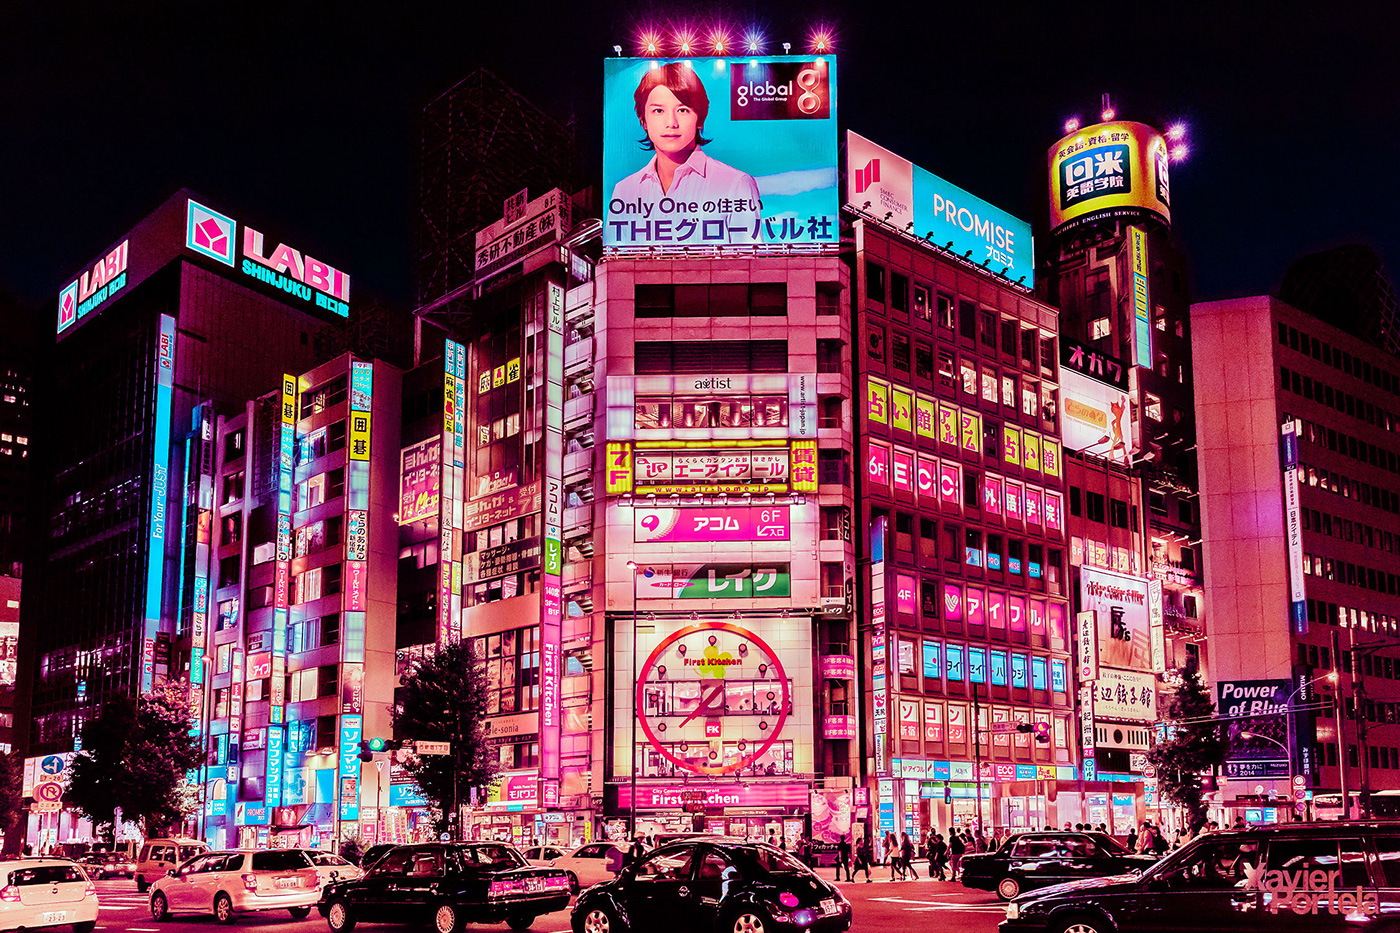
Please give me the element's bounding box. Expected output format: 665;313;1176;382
43;911;68;923
524;878;543;893
275;876;299;889
820;898;837;916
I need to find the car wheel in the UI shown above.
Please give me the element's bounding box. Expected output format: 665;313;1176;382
1057;915;1112;933
507;914;536;931
996;876;1022;900
729;910;773;933
150;892;170;922
136;875;149;893
433;902;462;933
72;922;96;933
326;899;356;933
289;906;312;920
214;891;236;924
578;905;620;933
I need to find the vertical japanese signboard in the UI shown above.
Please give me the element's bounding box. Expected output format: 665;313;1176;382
338;362;373;824
870;517;889;785
141;314;177;693
540;280;565;796
338;714;362;821
265;372;296;809
1130;226;1151;368
440;341;466;644
1281;420;1306;635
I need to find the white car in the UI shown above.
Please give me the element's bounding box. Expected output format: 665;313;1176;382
543;843;627;891
0;859;98;933
300;850;364;886
149;849;320;923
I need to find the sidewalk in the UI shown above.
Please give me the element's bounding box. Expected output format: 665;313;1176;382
815;865;967;885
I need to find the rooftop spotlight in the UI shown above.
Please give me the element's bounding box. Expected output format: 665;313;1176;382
811;31;831;52
1165;123;1187;142
612;45;622;56
1170;144;1189;162
782;41;791;53
746;32;762;53
1064;117;1080;133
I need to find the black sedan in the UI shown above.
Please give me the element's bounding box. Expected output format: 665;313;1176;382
317;842;572;933
961;832;1157;900
572;839;851;933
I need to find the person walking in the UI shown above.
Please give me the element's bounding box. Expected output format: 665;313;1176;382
836;833;852;882
930;833;948;880
948;829;965;881
853;835;873;882
901;832;919;880
1126;825;1138;852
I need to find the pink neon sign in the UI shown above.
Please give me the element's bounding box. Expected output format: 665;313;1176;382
987;590;1006;634
1029;598;1045;636
895;574;917;615
1009;595;1027;632
916;455;936;500
943;583;963;621
966;586;985;628
984;475;1003;515
892;448;914;493
633;506;790;543
1005;481;1023;521
868;443;890;486
1047;602;1068;643
939;462;961;504
1026;487;1043;526
1045;492;1063;532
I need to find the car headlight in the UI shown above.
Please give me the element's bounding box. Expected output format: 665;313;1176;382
1006;902;1020;920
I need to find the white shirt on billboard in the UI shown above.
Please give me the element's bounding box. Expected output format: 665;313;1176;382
610;148;762;245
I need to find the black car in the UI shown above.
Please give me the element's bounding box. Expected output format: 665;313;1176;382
961;831;1157;900
317;842;572;933
358;844;398;871
1000;821;1400;933
571;839;851;933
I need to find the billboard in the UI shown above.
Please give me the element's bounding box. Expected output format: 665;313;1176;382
1281;421;1307;634
1080;568;1152;672
474;188;571;281
635;562;791;599
398;439;441;524
1218;680;1291;779
1091;667;1157;722
1059;368;1134;465
603;56;838;248
1048;121;1171;233
846;131;1034;284
633;505;790;543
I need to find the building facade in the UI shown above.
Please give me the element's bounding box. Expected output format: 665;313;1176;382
1195;294;1400;820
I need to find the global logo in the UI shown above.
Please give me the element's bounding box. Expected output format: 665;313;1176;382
729;61;830;120
735;68;824;113
185;199;237;266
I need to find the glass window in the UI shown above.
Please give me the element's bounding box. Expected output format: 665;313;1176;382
635;847;695;881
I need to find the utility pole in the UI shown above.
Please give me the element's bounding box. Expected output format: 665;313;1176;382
973;682;983;832
1332;630;1349;819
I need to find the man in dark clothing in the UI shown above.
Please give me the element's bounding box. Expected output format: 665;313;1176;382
836;834;852;882
625;835;646;869
929;833;948;880
853;836;873;882
901;833;919;880
948;830;965;881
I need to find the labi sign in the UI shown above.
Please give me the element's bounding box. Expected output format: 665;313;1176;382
1242;861;1379;917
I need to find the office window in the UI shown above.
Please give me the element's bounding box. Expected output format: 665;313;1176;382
866;261;886;303
1085;492;1106;524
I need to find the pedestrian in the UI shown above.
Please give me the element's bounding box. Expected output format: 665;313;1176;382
901;832;919;880
883;831;896;866
836;833;853;882
1063;821;1073;831
768;829;778;849
1126;826;1138;852
949;828;965;881
1153;825;1169;856
854;836;873;882
973;826;987;853
930;833;948;880
625;833;646;869
1134;822;1152;854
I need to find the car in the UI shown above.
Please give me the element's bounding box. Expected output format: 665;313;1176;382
0;859;99;933
524;846;569;865
298;850;365;886
148;848;321;923
543;844;627;892
135;837;209;892
572;839;851;933
359;844;399;871
999;821;1400;933
318;842;573;933
961;831;1158;900
78;852;137;879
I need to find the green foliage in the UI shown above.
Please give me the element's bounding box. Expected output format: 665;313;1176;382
0;751;22;847
390;640;500;836
1146;656;1229;830
67;680;203;839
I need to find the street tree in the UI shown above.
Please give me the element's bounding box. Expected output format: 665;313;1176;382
68;680;203;839
1146;655;1228;830
0;750;23;853
391;640;500;837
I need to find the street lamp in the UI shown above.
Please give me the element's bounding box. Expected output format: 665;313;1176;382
1278;672;1338;812
1239;732;1293;817
198;654;214;844
625;561;639;839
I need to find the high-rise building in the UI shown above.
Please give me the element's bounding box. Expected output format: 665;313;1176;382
1194;294;1400;820
19;191;357;844
0;293;34;780
1038;120;1198;827
846;132;1076;835
1281;245;1400;358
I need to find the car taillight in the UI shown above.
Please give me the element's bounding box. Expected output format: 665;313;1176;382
0;885;20;903
84;881;96;897
779;893;800;908
242;873;259;891
489;879;524;897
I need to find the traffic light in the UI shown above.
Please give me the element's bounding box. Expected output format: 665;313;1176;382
358;740;372;762
367;737;388;753
944;784;953;804
1017;722;1051;744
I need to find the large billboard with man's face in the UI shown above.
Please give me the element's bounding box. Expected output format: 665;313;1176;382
603;56;838;249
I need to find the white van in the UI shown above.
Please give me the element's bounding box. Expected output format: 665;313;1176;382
134;838;209;892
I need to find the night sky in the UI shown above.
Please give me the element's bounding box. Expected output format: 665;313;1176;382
5;1;1397;311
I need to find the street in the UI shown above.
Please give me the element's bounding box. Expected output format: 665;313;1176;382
87;875;1007;933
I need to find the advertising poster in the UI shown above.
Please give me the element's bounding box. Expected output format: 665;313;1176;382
1091;667;1157;721
397;439;441;524
1218;680;1291;778
635;562;791;599
1080;568;1152;672
810;789;853;844
847;131;1034;284
603;56;838;248
634;506;790;542
1059;364;1134;465
1048;121;1171;232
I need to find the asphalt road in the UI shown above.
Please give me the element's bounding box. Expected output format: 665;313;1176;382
90;873;1008;933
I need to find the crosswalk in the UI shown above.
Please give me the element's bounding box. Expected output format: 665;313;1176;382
94;878;153;916
871;895;1006;913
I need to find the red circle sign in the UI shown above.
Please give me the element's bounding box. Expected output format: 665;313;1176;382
636;622;790;777
34;782;63;803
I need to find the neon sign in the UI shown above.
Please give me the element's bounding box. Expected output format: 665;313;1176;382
57;240;129;333
140;314;177;693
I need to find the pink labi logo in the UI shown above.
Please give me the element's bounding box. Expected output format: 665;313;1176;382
194;216;229;256
185;200;237;266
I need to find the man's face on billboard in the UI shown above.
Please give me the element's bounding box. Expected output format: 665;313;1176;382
641;86;699;157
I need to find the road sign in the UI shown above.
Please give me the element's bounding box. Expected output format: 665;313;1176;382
440;832;450;842
1294;788;1305;801
39;755;65;776
34;781;63;810
415;741;451;756
1142;765;1156;780
1293;775;1305;788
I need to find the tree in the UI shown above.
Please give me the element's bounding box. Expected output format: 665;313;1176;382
1147;656;1229;830
0;750;23;853
68;680;203;839
391;640;499;837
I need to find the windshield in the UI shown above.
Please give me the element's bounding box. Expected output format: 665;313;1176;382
732;845;813;875
462;845;526;869
1090;833;1129;855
